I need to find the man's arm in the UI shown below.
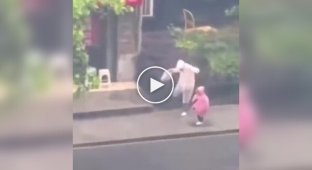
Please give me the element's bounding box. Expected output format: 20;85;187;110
192;66;200;74
168;68;180;73
184;63;200;74
160;68;180;81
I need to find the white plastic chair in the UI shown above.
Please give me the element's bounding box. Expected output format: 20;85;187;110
99;69;111;87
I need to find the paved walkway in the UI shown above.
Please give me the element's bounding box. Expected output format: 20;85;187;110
240;122;312;170
74;105;238;146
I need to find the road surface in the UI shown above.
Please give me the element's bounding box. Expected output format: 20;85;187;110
74;134;238;170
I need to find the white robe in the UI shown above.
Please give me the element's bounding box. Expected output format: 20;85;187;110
161;60;200;104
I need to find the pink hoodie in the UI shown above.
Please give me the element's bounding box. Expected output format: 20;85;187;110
192;86;210;117
240;85;258;148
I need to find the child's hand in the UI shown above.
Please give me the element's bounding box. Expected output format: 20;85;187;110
192;94;198;103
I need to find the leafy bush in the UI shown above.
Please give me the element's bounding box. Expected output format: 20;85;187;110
168;25;239;78
0;1;53;109
86;67;100;89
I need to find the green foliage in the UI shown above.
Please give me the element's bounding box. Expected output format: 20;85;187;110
86;67;100;89
0;0;53;110
169;25;240;78
73;0;131;96
168;26;202;52
241;0;312;66
0;0;29;81
23;55;53;92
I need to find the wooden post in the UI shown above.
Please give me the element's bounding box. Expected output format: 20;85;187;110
136;5;143;55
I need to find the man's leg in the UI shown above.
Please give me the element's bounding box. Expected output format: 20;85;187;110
181;88;193;116
181;103;189;116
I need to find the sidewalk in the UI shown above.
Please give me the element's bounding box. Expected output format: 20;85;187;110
73;105;238;147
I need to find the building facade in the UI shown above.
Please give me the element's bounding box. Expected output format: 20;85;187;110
86;0;153;82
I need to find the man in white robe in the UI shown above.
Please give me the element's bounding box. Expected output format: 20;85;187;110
161;60;200;116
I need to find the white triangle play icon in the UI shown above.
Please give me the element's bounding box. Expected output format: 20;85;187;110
150;78;164;93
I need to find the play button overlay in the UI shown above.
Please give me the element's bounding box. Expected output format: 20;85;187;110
137;66;174;104
150;78;164;93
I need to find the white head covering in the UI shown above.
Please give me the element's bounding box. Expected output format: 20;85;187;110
179;59;200;74
160;59;200;82
176;60;185;70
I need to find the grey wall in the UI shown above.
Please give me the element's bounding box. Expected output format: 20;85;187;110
117;9;141;81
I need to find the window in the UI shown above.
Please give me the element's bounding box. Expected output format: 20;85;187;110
142;0;154;17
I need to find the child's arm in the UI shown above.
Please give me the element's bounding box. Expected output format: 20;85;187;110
192;94;198;103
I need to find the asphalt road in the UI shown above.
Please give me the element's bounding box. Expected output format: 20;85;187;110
74;134;239;170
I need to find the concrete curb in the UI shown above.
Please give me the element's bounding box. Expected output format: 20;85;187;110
0;132;71;150
73;105;154;120
74;129;239;148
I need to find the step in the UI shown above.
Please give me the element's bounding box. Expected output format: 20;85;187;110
73;88;153;119
73;104;153;119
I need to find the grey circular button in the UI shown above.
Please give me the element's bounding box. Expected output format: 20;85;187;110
136;66;174;104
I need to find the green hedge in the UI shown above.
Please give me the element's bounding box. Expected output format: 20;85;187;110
169;25;240;78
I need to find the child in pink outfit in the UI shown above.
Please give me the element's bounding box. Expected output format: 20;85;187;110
192;86;210;126
240;85;258;149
